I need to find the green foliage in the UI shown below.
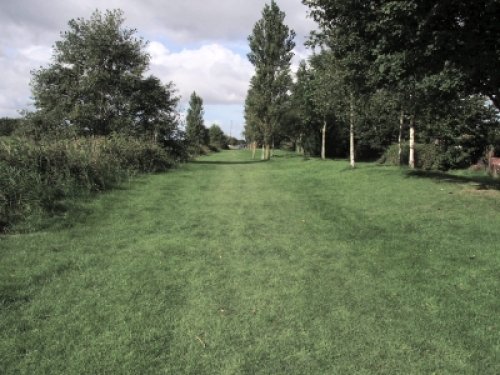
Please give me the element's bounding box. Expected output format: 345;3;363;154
372;0;500;110
413;144;443;170
208;124;227;150
243;84;264;145
380;143;441;170
301;0;499;168
379;143;404;166
421;97;499;166
0;118;22;136
380;143;456;170
0;136;174;231
376;96;499;169
245;1;295;152
30;9;179;138
289;61;316;142
185;92;207;154
354;89;401;160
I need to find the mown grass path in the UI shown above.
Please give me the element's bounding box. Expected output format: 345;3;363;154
1;150;499;374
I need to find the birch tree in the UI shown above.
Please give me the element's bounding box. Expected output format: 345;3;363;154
309;53;340;160
304;0;376;168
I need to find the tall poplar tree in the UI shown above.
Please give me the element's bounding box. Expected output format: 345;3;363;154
246;0;295;160
185;92;207;154
244;83;265;159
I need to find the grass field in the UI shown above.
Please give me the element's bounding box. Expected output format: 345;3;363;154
1;150;499;374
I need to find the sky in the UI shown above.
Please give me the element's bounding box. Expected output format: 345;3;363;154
0;0;317;138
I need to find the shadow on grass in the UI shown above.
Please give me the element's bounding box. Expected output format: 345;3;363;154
39;200;96;232
272;153;304;159
190;160;264;165
406;170;500;190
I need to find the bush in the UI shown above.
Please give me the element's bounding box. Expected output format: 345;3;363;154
0;118;21;136
0;136;175;231
379;143;447;170
378;143;408;166
0;162;43;231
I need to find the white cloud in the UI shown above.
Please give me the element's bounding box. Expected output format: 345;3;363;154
147;42;253;105
0;0;316;47
18;46;53;63
0;46;51;116
0;0;318;126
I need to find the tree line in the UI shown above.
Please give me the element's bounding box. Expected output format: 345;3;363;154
244;0;499;170
0;9;234;154
0;9;233;231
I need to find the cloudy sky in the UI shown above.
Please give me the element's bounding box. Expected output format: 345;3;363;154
0;0;316;137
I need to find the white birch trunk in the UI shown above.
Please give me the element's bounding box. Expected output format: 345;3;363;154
409;115;415;169
261;144;265;160
321;121;326;160
297;134;304;155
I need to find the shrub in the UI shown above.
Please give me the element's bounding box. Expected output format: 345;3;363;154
0;118;21;136
380;143;446;170
0;136;176;231
378;143;409;166
0;162;43;230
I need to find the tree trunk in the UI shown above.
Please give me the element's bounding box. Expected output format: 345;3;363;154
296;134;304;155
321;120;327;160
252;141;257;160
261;144;265;160
265;144;271;160
409;114;416;169
349;93;355;168
398;109;404;165
271;139;275;157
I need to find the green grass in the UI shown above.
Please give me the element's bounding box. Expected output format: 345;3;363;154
1;150;499;374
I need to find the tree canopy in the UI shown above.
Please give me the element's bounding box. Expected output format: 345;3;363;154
300;0;499;168
185;91;207;153
208;124;228;150
30;9;178;138
245;0;295;160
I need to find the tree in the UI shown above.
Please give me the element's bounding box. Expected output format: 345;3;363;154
208;124;227;150
454;1;500;110
244;80;266;159
246;0;295;160
303;0;486;169
309;53;347;160
185;92;207;153
30;9;178;138
290;61;315;155
130;76;179;142
304;0;377;168
373;2;472;167
373;1;499;111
